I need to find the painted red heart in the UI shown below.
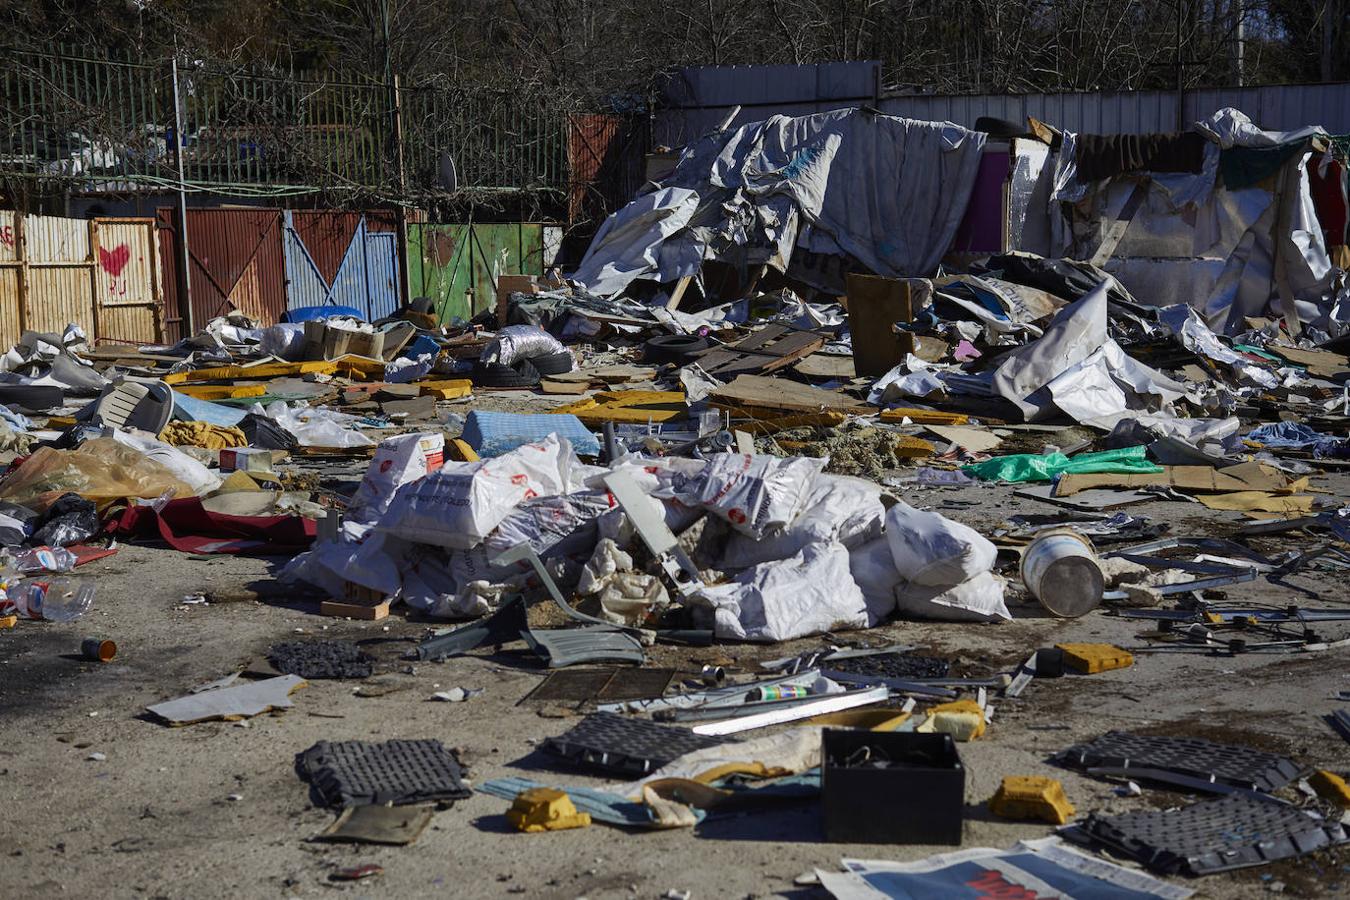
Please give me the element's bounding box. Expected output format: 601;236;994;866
99;244;131;278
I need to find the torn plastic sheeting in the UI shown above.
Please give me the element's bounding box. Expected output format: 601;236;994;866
1157;304;1279;389
108;429;221;496
171;390;248;427
718;473;884;570
570;187;701;296
376;434;585;550
110;497;317;554
484;489;621;562
1246;421;1347;457
260;401;373;448
691;541;867;643
0;437;197;511
963;446;1161;484
461;410;600;458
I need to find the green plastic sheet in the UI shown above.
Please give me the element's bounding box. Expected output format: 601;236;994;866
961;445;1161;483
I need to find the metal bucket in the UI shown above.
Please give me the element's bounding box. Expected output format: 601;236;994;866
1020;528;1104;617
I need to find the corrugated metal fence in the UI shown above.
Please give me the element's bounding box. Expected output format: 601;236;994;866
156;209;400;340
0;212;163;349
652;65;1350;141
878;83;1350;134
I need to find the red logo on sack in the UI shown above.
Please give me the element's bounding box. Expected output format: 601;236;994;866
728;509;746;524
380;460;393;472
964;870;1055;900
511;474;528;485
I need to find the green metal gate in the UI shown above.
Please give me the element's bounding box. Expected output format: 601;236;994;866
405;222;560;324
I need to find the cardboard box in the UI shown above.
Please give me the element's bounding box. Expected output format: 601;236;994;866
844;274;932;376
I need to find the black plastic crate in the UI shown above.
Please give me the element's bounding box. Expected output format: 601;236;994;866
821;729;964;845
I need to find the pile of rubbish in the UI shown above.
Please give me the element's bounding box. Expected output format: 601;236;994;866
1;103;1348;899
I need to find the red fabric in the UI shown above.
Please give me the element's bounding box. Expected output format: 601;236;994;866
1309;157;1348;247
109;498;316;554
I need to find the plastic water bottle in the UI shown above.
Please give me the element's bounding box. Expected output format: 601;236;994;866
12;546;78;574
11;578;95;622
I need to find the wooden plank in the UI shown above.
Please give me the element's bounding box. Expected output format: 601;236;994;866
664;275;693;311
163;360;338;384
1088;177;1148;266
878;407;970;425
843;274;918;377
175;383;268;400
539;379;589;395
320;598;391;620
696;326;828;379
709;374;869;414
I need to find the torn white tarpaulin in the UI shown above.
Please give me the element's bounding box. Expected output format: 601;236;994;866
691;541;867;642
1157;304;1279;389
991;282;1188;424
570;187;700;297
572;108;986;297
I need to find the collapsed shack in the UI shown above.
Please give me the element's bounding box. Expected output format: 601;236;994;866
0;104;1348;898
572;105;1348;339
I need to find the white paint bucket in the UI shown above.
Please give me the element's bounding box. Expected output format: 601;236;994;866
1020;528;1104;617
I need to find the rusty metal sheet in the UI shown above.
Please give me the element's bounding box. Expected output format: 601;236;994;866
158;208;288;332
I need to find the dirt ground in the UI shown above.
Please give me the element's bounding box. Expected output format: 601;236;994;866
1;421;1348;899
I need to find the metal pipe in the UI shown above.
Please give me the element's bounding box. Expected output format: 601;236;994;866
170;52;195;336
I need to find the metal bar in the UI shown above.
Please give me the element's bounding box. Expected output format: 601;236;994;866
170;53;194;335
690;687;891;736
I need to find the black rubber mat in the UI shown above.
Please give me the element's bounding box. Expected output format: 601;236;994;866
826;652;950;679
297;739;471;808
269;641;374;680
541;712;736;776
1055;731;1304;792
522;668;677;704
1079;793;1348;875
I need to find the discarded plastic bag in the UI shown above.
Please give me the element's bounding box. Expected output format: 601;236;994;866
481;325;568;366
30;493;99;547
259;323;308;360
691;541;867;642
377;435;582;550
578;538;668;626
885;502;997;588
109;430;221;495
262;401;374;448
961;445;1161;483
0;437;195;510
719;473;884;570
895;571;1011;622
696;453;826;539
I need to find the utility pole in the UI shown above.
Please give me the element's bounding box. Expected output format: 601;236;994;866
1233;0;1245;87
171;50;195;336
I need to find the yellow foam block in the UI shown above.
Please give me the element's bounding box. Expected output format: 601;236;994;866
418;379;474;400
1309;770;1350;808
892;435;936;458
0;614;17;630
990;775;1076;825
917;698;986;741
1056;643;1133;674
505;787;592;833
